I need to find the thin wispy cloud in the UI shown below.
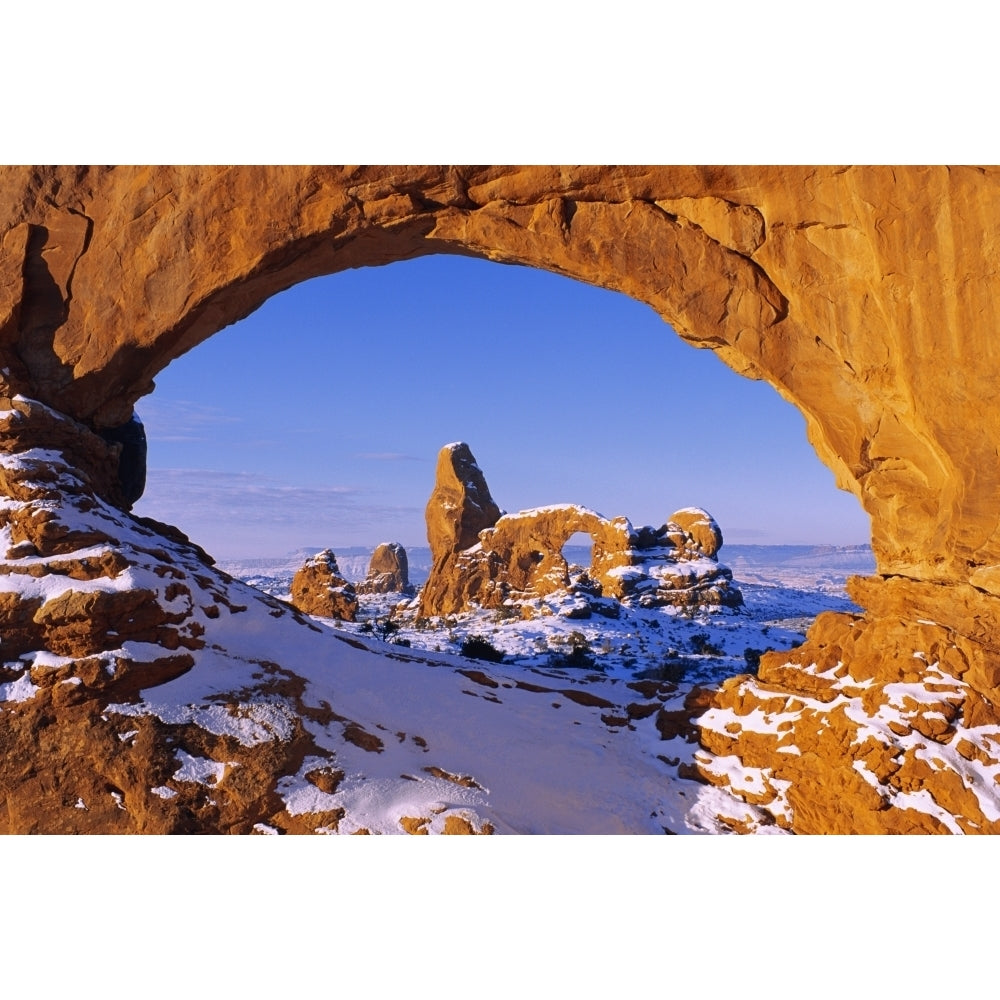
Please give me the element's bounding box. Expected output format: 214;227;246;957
138;400;243;443
141;469;362;521
134;468;424;557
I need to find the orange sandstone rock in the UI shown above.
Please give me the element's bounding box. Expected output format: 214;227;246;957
356;542;412;595
290;550;358;621
3;165;1000;591
4;166;1000;833
419;444;740;617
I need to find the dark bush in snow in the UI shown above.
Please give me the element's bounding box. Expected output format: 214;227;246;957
460;635;505;663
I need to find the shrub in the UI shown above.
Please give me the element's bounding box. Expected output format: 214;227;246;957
550;631;595;669
459;635;505;663
492;604;521;623
658;658;688;684
743;647;774;673
635;654;693;683
369;617;400;640
359;616;409;643
690;632;724;656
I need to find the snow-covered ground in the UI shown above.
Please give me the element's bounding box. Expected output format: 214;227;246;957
723;543;874;595
101;593;788;834
161;544;867;834
229;545;865;689
0;443;872;835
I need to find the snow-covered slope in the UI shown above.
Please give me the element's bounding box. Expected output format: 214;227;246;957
6;396;996;834
105;595;774;834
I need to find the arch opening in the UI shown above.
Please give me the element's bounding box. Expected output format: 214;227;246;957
132;255;871;565
129;254;872;683
562;531;593;581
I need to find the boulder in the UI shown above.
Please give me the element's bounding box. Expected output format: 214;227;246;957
290;550;358;621
668;508;723;558
356;542;413;595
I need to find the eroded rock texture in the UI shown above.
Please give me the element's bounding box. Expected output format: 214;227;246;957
3;165;1000;833
290;550;358;621
356;542;412;595
419;444;741;617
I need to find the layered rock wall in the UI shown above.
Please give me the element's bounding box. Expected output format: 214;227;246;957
3;165;998;598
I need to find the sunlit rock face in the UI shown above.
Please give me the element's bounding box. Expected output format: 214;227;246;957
425;442;503;558
4;165;1000;833
6;164;1000;593
290;550;358;621
692;609;1000;834
356;542;412;595
418;443;741;617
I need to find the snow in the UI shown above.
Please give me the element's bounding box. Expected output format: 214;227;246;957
3;439;982;833
2;447;780;831
173;750;234;787
100;584;748;832
499;503;608;519
699;702;802;737
889;789;965;834
109;693;296;747
0;672;40;703
279;766;488;835
130;541;871;834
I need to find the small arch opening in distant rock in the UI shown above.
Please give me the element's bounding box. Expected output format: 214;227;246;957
561;530;594;584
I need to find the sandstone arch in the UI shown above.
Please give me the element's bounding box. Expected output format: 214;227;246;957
4;165;1000;833
418;443;742;617
488;504;633;597
6;165;999;596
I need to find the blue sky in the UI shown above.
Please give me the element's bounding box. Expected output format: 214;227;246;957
132;254;871;559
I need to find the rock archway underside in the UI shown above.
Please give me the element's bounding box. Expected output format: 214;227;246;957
3;165;1000;834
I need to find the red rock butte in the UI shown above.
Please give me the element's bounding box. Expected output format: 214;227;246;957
3;165;1000;833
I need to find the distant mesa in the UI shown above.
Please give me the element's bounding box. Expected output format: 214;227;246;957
419;443;742;618
290;549;359;621
356;542;414;595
